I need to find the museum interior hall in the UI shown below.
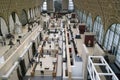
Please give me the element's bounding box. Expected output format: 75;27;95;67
0;0;120;80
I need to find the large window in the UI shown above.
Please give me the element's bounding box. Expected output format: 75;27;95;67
86;13;92;32
54;0;62;12
104;30;110;49
79;11;83;23
42;1;47;12
76;10;83;23
80;11;82;18
93;16;104;45
116;44;120;68
107;30;114;50
0;17;9;36
82;11;86;23
104;24;120;68
104;24;116;51
68;0;74;12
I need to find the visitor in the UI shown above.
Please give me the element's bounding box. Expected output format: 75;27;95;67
8;39;14;48
28;26;32;32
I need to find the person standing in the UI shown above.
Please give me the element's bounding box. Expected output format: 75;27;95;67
28;26;32;32
8;39;14;48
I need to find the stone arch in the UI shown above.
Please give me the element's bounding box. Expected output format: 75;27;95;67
79;10;83;22
9;14;14;33
34;7;37;17
86;12;91;18
0;17;9;36
0;13;8;25
93;15;105;30
103;23;119;51
82;10;87;23
31;8;34;19
27;8;31;20
20;9;28;26
31;9;34;18
93;15;101;24
28;8;34;23
104;23;115;40
9;12;22;34
29;8;32;19
33;8;36;18
105;16;119;32
105;23;115;35
86;13;93;32
93;16;104;45
36;6;40;17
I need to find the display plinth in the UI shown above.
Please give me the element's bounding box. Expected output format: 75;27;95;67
79;23;86;34
84;32;95;47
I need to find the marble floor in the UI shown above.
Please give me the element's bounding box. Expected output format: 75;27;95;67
23;76;62;80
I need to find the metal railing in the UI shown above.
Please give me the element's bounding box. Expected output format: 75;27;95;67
87;56;119;80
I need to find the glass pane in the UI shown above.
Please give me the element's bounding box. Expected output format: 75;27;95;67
86;17;89;27
86;16;92;31
111;24;116;31
113;34;119;46
104;30;110;49
80;12;82;19
93;21;97;33
116;45;120;64
83;14;86;22
116;24;120;34
89;19;92;32
107;31;114;50
98;25;104;44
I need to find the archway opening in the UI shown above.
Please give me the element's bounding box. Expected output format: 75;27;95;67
20;9;28;26
0;17;9;37
104;24;120;69
54;0;62;12
93;16;104;45
86;13;92;32
9;12;22;34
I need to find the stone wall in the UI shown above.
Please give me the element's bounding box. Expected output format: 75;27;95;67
0;0;42;25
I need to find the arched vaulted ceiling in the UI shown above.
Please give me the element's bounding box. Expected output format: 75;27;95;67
0;0;42;25
73;0;120;31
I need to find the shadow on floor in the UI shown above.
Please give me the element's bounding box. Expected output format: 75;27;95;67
23;76;62;80
75;55;82;62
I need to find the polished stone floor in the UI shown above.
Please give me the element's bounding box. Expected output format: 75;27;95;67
0;24;33;65
24;76;62;80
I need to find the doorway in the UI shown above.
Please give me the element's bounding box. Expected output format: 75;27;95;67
32;42;36;56
19;59;26;76
17;67;23;80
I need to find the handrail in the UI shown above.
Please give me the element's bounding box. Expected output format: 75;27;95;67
0;25;41;75
3;23;38;60
2;61;19;78
65;25;72;80
87;56;119;80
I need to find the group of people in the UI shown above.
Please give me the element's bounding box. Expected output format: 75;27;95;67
0;33;14;48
